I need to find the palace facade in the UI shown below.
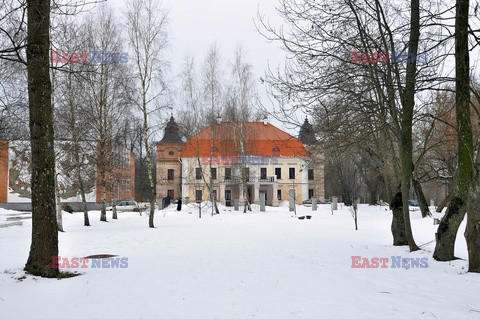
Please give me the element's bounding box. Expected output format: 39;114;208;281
156;116;324;206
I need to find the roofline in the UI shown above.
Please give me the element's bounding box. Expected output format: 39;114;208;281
184;121;302;142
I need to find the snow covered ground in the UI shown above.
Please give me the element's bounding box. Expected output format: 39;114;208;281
0;203;479;319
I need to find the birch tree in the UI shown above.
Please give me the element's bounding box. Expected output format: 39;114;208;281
51;14;93;227
82;5;133;222
125;0;169;228
201;44;224;215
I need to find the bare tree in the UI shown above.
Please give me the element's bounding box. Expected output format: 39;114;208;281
125;0;169;228
223;46;262;122
434;0;476;268
0;2;29;139
201;44;224;215
256;0;457;249
82;5;133;222
51;13;95;226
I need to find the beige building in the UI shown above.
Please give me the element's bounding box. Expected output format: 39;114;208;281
156;117;324;206
156;117;183;200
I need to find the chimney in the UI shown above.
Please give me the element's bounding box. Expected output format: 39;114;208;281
263;115;268;126
216;115;222;125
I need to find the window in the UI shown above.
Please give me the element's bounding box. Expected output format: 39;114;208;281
275;167;282;180
277;189;282;200
308;189;314;199
195;189;203;201
289;167;296;179
167;169;174;180
196;167;202;180
211;146;218;151
168;151;174;156
167;190;174;198
225;167;232;180
212;189;217;201
260;167;267;180
308;169;314;181
273;147;280;152
211;167;217;180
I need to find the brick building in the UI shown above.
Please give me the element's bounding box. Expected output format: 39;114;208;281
0;140;135;207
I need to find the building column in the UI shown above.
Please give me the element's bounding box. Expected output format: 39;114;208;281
219;183;225;205
182;160;190;202
272;183;279;207
239;184;244;202
253;183;260;204
302;161;308;202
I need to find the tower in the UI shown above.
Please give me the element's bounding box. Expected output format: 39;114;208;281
156;116;184;200
299;118;325;201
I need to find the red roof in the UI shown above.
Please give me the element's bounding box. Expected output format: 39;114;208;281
181;122;310;158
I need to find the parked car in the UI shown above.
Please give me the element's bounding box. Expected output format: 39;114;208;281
408;199;419;207
106;200;140;212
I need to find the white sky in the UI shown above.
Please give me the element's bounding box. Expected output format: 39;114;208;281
108;0;292;132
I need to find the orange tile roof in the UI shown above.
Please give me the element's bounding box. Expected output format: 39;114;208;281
181;122;310;158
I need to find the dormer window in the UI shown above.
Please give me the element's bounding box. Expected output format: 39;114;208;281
212;146;218;151
273;147;280;152
168;151;174;156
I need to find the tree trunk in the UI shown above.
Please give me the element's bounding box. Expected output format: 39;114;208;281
75;154;90;226
368;186;377;205
55;175;64;232
398;0;420;252
456;0;480;273
110;177;117;219
436;191;453;213
209;127;219;215
391;191;408;246
464;163;480;271
144;117;156;228
434;0;475;264
412;177;430;218
100;141;107;222
467;229;480;271
64;65;90;226
100;172;107;222
433;196;464;261
24;0;59;278
80;184;90;226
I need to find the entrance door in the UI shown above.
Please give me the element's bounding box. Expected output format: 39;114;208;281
225;190;232;206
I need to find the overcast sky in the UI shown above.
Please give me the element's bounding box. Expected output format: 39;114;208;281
160;0;286;118
109;0;292;131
